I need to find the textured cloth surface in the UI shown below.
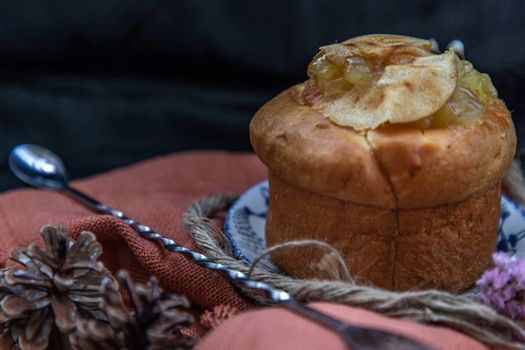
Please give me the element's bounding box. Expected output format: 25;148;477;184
0;151;266;310
0;151;488;348
197;302;488;350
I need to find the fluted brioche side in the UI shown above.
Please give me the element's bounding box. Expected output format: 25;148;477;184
250;84;516;209
266;174;501;291
394;183;500;291
265;173;397;290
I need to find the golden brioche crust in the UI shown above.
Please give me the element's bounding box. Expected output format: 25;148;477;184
368;100;515;208
266;174;500;291
250;84;516;208
250;86;396;208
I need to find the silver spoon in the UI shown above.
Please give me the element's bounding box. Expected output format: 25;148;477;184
9;144;434;350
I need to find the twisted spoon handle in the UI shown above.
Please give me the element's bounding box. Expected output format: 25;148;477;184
66;186;291;303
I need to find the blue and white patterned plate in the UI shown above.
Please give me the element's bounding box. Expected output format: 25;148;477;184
224;180;525;271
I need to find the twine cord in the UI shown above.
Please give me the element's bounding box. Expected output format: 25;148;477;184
183;192;525;350
247;240;352;282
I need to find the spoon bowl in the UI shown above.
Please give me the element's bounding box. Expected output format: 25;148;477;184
9;144;69;190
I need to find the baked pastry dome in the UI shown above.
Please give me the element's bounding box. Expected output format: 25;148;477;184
250;34;516;291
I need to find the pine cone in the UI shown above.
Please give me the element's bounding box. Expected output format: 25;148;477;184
0;225;116;350
70;270;195;350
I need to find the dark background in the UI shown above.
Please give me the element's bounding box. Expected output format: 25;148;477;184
1;1;524;191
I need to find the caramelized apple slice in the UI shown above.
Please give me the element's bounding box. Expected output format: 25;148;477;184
315;50;458;130
304;35;498;130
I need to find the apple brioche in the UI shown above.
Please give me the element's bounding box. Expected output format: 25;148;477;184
250;34;516;292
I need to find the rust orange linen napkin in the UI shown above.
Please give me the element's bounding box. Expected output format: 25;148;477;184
0;151;487;348
0;151;265;311
197;302;488;350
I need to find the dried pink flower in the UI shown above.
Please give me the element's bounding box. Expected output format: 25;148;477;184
477;252;525;320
